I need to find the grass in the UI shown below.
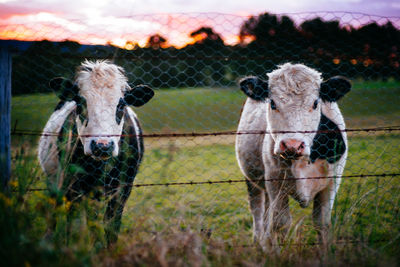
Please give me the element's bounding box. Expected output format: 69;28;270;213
5;80;400;265
122;134;400;240
341;80;400;128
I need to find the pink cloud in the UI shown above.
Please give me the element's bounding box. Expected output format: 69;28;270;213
0;4;42;19
0;1;399;47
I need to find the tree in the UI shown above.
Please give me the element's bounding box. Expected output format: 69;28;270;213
239;13;280;44
189;27;224;46
146;34;167;49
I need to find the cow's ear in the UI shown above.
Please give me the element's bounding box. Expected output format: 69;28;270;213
49;77;79;101
124;85;154;107
320;76;351;102
239;76;269;101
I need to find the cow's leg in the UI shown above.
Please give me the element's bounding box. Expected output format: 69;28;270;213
65;200;79;245
313;169;342;249
85;195;103;244
104;183;132;246
246;177;267;243
44;185;81;244
104;196;118;245
44;204;58;240
265;179;292;248
64;179;85;245
312;185;333;247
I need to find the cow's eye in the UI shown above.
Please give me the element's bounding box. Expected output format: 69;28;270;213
270;99;277;110
313;99;319;110
116;98;125;124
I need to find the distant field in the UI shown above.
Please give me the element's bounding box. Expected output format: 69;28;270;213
11;80;400;139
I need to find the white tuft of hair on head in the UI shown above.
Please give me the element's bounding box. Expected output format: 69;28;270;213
75;60;129;96
267;63;322;105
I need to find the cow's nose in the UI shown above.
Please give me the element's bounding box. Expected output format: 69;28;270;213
279;139;305;158
90;139;115;159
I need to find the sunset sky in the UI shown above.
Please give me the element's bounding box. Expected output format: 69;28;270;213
1;0;399;48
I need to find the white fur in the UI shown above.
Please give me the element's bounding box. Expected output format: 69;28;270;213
236;63;348;246
38;101;76;176
75;60;129;158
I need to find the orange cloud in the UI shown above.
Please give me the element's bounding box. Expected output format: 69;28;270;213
0;12;247;48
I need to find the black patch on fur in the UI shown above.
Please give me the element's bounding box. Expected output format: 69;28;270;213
310;113;346;164
124;85;155;107
75;96;88;125
320;76;351;102
49;77;79;101
115;98;126;125
239;76;269;101
54;101;66;111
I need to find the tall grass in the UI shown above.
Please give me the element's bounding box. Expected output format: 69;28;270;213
4;134;400;265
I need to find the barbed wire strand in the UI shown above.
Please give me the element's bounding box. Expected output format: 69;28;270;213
10;125;400;138
15;173;400;192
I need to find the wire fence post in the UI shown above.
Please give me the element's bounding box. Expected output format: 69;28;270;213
0;46;11;191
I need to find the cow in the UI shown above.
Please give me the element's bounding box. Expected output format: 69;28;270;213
235;63;351;249
38;60;154;245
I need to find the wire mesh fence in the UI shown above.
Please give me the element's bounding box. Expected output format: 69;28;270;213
2;11;400;255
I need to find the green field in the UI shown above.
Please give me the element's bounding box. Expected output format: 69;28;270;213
12;80;400;135
4;81;400;265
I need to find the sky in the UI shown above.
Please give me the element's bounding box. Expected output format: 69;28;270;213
0;0;399;48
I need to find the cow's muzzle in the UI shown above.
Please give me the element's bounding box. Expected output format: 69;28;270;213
90;139;115;160
278;139;305;160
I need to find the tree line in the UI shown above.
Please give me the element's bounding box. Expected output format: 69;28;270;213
10;12;400;95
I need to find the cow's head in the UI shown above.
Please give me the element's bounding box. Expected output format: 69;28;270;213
240;63;351;160
50;60;154;160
